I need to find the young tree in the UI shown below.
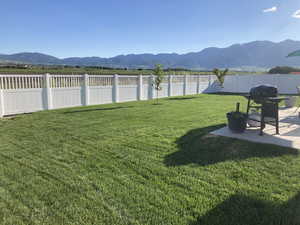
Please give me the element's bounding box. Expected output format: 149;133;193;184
213;68;229;87
153;64;165;104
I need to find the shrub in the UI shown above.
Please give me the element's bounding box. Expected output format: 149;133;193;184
268;66;300;74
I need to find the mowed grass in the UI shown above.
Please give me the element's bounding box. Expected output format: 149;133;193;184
0;94;299;225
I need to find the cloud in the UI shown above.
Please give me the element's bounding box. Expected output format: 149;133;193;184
263;6;277;13
292;9;300;18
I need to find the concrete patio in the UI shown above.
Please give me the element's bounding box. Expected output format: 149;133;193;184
211;107;300;149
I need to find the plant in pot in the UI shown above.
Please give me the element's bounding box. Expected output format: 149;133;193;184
227;103;248;133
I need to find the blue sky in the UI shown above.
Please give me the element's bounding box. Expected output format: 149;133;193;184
1;0;300;58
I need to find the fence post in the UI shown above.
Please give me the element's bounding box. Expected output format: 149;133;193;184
44;73;53;110
168;75;173;97
0;90;4;117
113;74;119;103
83;74;89;106
197;75;201;94
183;74;188;95
149;75;155;99
0;77;4;117
138;75;143;101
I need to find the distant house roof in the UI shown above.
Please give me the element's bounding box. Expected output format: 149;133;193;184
290;72;300;75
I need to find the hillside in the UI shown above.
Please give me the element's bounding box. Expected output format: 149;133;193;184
1;40;300;70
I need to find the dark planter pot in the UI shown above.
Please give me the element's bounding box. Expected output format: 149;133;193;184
227;112;247;133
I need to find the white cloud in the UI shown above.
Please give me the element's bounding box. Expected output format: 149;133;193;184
263;6;277;13
292;9;300;18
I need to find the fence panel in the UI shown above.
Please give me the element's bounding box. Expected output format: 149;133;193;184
186;75;198;95
0;74;219;117
251;75;277;90
142;76;151;100
52;88;83;109
172;76;185;96
89;75;113;105
0;75;45;115
199;75;217;93
51;75;84;109
3;89;45;115
222;74;300;94
222;75;237;92
276;74;300;94
119;76;139;102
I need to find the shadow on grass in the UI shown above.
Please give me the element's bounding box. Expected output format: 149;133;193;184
191;192;300;225
64;106;133;114
167;96;200;101
207;92;249;96
164;124;298;167
152;102;164;105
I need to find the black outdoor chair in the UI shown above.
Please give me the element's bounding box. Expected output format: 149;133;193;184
247;99;280;136
246;85;280;136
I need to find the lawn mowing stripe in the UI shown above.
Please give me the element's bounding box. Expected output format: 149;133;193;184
1;94;299;225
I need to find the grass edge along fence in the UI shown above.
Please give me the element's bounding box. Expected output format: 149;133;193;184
0;74;218;117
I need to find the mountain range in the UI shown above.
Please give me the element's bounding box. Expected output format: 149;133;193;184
1;40;300;70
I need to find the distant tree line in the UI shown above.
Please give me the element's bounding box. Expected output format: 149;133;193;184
0;63;256;75
269;66;300;74
0;64;30;69
0;63;208;73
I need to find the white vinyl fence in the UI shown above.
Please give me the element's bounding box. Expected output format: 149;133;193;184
222;74;300;94
0;74;217;117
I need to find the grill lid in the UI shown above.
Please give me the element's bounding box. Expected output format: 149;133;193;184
250;85;278;104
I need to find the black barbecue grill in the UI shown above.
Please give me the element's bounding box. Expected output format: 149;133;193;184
246;85;286;136
249;85;278;104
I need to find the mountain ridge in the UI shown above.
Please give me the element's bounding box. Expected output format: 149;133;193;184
1;39;300;70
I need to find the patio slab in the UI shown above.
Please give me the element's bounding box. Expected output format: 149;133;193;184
211;107;300;149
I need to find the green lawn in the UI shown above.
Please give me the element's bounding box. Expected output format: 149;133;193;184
0;94;299;225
